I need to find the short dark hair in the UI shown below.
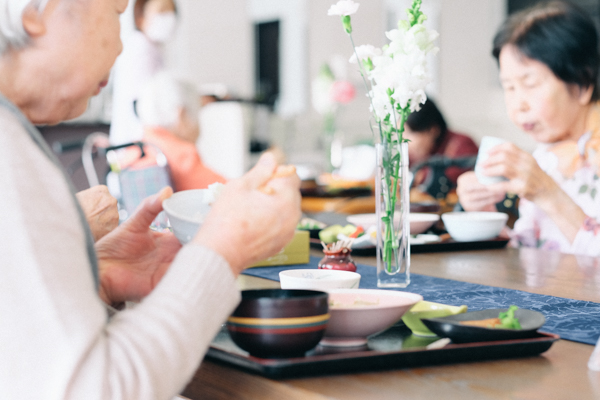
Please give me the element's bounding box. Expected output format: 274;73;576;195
406;98;448;147
492;1;600;101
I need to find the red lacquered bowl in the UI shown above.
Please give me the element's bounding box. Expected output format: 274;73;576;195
227;289;329;358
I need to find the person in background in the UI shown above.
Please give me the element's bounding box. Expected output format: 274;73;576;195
135;72;227;191
0;1;301;398
405;98;479;188
457;1;600;256
109;0;177;145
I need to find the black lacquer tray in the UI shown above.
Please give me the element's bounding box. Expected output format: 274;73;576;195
309;238;509;256
205;323;558;379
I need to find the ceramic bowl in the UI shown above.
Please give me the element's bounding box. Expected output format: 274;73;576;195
346;213;440;235
322;289;423;347
402;301;468;337
226;289;329;358
162;189;211;245
441;211;508;242
279;269;361;291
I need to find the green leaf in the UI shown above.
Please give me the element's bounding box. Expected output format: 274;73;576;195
579;185;589;194
592;188;597;199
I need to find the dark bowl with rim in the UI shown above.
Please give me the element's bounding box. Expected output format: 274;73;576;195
226;289;329;358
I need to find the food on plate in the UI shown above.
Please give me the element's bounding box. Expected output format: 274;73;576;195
348;226;364;238
459;306;522;330
202;182;224;205
297;217;327;231
319;224;357;243
330;296;380;308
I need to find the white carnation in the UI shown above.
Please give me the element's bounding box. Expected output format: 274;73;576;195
349;44;382;64
328;0;360;16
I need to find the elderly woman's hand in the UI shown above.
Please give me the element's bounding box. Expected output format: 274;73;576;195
76;185;119;241
95;187;182;305
482;143;559;202
456;171;505;211
193;152;301;276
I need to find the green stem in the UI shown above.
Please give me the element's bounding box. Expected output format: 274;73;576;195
348;33;383;142
381;109;409;273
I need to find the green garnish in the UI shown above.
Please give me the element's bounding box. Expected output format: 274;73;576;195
497;305;522;330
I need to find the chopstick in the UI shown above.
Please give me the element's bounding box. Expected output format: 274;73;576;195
259;165;297;194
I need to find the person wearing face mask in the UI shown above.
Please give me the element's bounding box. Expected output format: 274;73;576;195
109;0;178;145
456;1;600;256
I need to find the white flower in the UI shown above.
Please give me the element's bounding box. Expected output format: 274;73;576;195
349;44;382;64
363;21;438;119
328;0;360;16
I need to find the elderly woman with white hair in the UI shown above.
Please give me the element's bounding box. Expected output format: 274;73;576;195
0;1;300;399
135;72;226;190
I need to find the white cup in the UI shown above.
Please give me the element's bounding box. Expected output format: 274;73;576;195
475;136;508;185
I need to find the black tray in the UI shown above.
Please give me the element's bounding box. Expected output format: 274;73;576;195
310;238;510;256
205;323;557;379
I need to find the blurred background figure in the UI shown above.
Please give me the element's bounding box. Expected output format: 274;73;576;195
404;98;479;201
136;72;226;191
110;0;178;145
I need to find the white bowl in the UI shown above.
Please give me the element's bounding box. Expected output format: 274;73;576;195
346;213;440;235
279;269;361;291
441;211;508;242
322;289;423;347
162;189;212;245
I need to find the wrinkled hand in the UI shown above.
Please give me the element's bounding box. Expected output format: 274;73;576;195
482;143;559;203
95;187;182;304
193;153;302;276
456;172;505;211
76;185;119;241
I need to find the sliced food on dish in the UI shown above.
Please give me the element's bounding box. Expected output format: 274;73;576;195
422;307;545;343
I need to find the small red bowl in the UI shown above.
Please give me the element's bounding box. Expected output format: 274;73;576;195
227;289;329;358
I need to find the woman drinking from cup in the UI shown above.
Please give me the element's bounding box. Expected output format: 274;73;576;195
457;1;600;256
0;0;300;398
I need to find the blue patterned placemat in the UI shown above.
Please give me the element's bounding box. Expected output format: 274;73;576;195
243;256;600;345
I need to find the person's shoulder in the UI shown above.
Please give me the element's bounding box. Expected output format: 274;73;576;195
443;130;479;156
447;130;478;147
0;107;28;144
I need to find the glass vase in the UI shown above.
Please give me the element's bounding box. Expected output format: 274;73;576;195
375;142;410;287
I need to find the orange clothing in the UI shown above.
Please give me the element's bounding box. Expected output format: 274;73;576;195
143;127;226;191
119;127;226;191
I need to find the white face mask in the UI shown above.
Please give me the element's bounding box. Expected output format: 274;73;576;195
145;12;177;44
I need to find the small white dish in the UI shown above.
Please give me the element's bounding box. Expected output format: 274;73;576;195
410;234;441;245
441;211;508;242
279;269;361;291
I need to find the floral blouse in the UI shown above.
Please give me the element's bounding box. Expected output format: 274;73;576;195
511;103;600;256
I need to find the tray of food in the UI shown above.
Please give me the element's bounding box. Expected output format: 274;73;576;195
206;323;557;379
309;237;510;256
303;211;510;255
206;289;556;380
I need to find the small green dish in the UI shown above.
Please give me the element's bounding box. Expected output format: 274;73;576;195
402;301;468;337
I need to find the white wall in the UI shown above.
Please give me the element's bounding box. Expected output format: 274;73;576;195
90;1;536;158
166;0;253;99
435;0;536;152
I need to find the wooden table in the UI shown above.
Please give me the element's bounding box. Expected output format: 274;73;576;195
182;247;600;400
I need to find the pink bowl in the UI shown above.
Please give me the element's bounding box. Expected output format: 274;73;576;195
322;289;423;347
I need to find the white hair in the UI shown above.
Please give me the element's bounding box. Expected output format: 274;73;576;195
0;0;50;55
137;71;200;129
